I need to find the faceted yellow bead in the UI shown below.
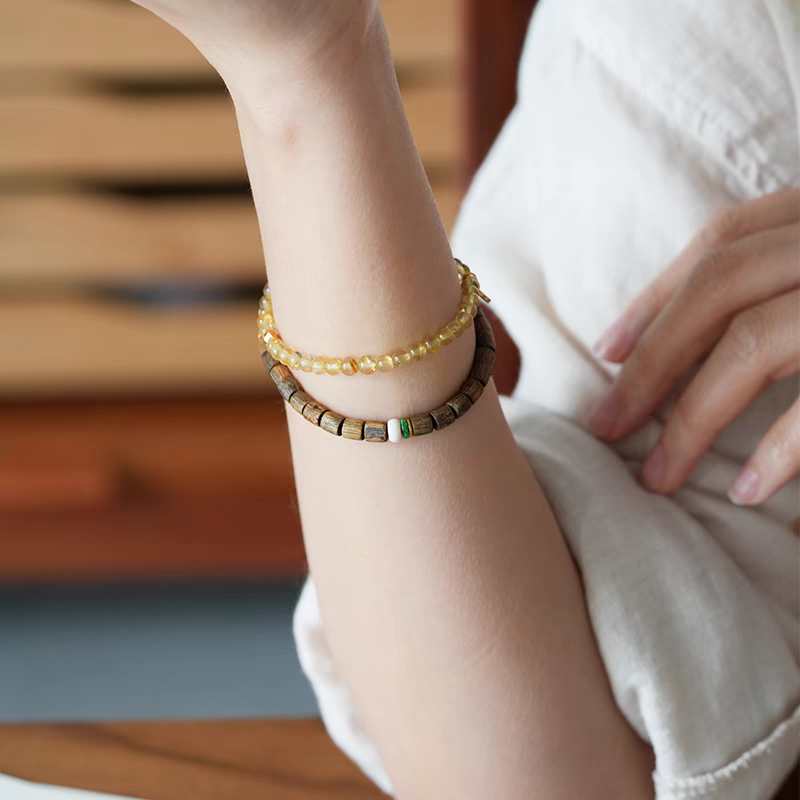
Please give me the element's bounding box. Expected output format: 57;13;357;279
410;342;428;359
446;320;463;338
341;358;359;376
424;335;441;353
392;349;413;367
299;353;313;372
438;328;455;345
465;303;478;318
377;355;395;372
312;357;327;374
467;292;480;307
457;310;473;329
325;358;342;375
288;351;302;369
359;355;378;374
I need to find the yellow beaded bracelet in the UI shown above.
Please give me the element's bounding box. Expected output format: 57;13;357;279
261;306;497;443
256;257;491;376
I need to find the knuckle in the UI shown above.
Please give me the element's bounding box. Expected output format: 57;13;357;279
764;424;799;468
668;399;703;439
686;248;735;303
700;207;747;249
768;435;793;465
624;344;656;395
726;308;770;366
664;401;700;452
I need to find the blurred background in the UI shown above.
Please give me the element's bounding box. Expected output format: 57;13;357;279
0;0;534;723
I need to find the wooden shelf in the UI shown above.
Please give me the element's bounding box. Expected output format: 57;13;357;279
0;397;308;583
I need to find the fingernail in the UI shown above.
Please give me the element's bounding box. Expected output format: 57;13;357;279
593;319;632;361
729;466;760;505
588;391;623;437
640;444;667;491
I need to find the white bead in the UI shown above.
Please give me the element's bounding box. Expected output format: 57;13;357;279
388;418;402;443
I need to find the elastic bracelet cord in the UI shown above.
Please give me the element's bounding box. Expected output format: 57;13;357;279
260;306;496;443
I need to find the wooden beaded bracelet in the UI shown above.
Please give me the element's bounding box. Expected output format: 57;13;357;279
257;258;491;376
260;306;496;443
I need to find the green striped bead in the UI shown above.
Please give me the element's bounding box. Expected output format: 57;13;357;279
400;418;411;439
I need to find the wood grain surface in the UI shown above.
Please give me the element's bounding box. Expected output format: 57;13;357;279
0;719;385;800
0;397;310;582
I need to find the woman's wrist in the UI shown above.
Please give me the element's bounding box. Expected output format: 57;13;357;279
210;4;390;130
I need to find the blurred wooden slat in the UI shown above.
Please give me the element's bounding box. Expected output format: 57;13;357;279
0;398;294;501
0;0;456;79
0;719;384;799
0;298;264;395
0;185;462;287
0;499;306;582
1;194;263;284
0;85;458;182
0;397;308;582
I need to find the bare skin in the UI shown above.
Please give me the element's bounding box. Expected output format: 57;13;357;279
131;1;656;796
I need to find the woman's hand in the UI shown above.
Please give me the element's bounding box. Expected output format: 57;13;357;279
130;0;376;83
589;188;800;506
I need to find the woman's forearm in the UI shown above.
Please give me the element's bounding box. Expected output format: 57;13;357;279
228;12;472;419
223;11;652;798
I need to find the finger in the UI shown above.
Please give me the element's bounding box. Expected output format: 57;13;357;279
594;188;800;362
638;291;799;494
589;225;800;441
729;397;800;506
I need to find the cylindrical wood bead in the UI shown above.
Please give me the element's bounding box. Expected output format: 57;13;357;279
447;392;472;418
459;377;484;405
473;310;496;351
430;404;456;430
364;421;388;442
271;365;301;401
288;389;312;415
261;349;280;374
469;347;496;386
302;400;326;425
409;413;434;437
320;410;346;436
341;418;365;440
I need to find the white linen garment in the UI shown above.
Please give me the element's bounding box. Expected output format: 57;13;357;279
293;0;800;796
